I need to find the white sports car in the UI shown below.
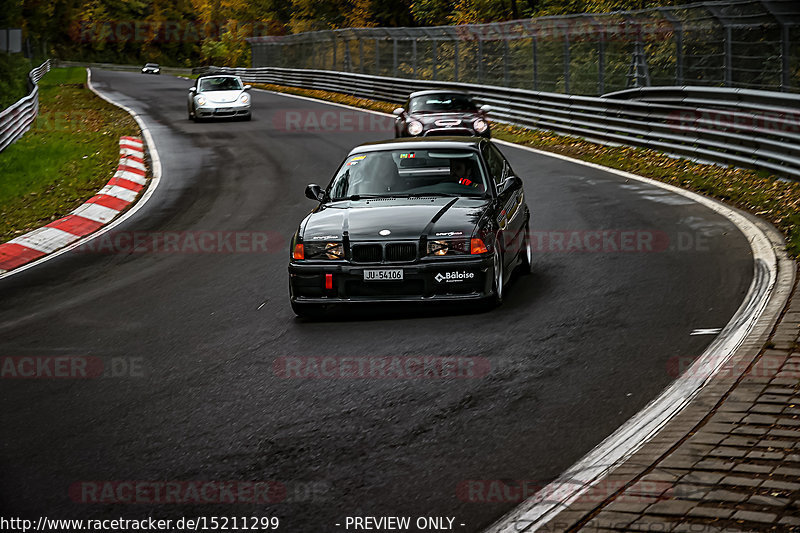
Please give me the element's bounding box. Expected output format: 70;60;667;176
188;75;252;122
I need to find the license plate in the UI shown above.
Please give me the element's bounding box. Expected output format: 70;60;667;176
363;269;404;281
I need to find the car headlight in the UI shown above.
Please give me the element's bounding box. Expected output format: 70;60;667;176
426;239;470;257
473;118;488;133
304;242;344;260
239;93;249;104
407;120;423;136
196;96;207;106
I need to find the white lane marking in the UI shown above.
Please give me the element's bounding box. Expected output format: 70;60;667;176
690;328;723;336
71;203;120;223
0;68;163;281
9;227;80;253
487;140;784;533
97;184;139;202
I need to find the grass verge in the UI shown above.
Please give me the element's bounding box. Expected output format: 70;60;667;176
253;82;800;258
0;67;140;244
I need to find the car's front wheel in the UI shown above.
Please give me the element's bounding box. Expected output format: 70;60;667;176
490;245;504;306
518;218;532;275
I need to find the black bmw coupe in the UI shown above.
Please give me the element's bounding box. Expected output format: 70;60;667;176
288;137;531;317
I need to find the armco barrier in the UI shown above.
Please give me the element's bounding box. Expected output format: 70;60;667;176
0;59;50;153
194;66;800;180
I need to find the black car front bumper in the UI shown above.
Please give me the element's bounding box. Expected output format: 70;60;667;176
289;256;494;304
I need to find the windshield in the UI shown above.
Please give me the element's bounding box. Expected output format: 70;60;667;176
198;77;243;92
328;149;488;199
409;93;477;113
145;63;158;67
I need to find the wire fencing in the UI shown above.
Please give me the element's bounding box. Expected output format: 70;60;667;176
0;59;50;153
247;0;800;95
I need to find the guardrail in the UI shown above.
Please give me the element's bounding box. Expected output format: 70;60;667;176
195;66;800;180
0;59;51;153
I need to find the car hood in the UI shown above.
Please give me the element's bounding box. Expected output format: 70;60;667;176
199;90;243;103
408;112;481;125
302;197;489;242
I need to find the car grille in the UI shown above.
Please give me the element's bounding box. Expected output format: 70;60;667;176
351;242;418;263
425;128;473;136
385;243;417;262
351;244;383;263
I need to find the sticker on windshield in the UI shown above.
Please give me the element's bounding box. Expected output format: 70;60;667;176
399;153;415;159
347;155;367;166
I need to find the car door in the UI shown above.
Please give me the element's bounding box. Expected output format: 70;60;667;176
484;142;524;269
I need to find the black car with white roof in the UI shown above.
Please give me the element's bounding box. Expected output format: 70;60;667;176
288;137;530;316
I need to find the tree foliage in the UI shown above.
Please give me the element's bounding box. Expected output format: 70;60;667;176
6;0;697;66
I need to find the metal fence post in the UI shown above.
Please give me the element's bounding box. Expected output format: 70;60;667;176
359;38;364;74
454;40;459;81
478;38;484;84
503;39;510;86
598;30;605;94
563;24;570;94
332;35;337;71
432;40;438;80
393;38;398;77
375;38;380;76
412;38;418;78
532;35;538;91
724;25;732;86
782;25;790;91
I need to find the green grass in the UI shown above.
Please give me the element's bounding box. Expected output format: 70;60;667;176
252;82;800;258
0;67;139;243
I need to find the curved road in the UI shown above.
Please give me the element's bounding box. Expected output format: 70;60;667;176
0;70;753;532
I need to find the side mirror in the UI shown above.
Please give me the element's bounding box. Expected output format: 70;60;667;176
499;175;522;193
243;85;251;91
392;108;405;116
480;104;491;113
305;184;325;202
188;87;196;93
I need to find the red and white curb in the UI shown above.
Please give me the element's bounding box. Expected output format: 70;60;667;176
0;136;146;273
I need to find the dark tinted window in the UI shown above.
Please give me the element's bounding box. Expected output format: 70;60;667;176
483;143;506;185
198;77;243;91
408;93;477;113
328;149;488;199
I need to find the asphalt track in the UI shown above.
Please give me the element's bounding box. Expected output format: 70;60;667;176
0;70;754;532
